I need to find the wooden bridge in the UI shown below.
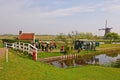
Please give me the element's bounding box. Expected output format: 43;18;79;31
39;54;79;63
4;42;37;60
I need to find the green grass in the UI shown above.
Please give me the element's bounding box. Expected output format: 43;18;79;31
37;44;120;58
99;44;120;48
37;52;63;58
0;44;3;48
0;42;3;48
1;50;120;80
1;44;120;80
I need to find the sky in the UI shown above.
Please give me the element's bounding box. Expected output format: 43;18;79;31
0;0;120;36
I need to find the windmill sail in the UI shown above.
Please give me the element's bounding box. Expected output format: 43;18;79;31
99;20;112;39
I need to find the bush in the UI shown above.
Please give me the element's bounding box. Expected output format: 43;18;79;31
2;39;31;43
64;45;74;54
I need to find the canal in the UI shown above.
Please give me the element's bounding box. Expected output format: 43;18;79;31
46;53;120;68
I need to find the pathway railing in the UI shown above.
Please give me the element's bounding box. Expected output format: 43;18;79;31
4;42;37;60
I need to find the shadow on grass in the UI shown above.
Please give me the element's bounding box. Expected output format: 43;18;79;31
9;49;32;60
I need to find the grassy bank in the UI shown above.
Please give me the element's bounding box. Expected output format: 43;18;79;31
0;42;3;48
37;44;120;58
1;44;120;80
37;52;63;58
1;51;120;80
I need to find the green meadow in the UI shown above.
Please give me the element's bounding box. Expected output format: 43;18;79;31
1;51;120;80
0;44;120;80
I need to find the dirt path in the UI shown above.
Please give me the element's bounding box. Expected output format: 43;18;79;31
0;48;6;69
0;48;6;58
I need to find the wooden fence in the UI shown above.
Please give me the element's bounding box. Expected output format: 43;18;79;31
4;42;37;60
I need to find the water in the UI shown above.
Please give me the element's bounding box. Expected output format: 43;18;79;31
47;53;120;68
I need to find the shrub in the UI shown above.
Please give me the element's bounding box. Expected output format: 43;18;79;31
64;45;74;54
2;39;31;43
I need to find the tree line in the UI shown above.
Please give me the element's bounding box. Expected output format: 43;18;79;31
57;31;120;44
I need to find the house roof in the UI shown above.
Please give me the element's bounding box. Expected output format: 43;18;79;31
19;33;35;40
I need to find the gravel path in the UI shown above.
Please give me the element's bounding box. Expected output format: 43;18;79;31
0;48;6;69
0;48;6;58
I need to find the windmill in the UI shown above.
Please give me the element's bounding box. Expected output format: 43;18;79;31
99;20;112;39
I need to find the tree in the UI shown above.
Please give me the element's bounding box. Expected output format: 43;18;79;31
106;32;119;41
57;33;68;44
68;31;80;44
57;33;74;54
67;31;94;44
86;32;93;39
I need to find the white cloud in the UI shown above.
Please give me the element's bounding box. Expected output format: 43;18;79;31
0;0;96;18
42;6;95;17
100;4;120;13
90;0;120;13
107;4;120;11
0;0;120;35
1;0;120;18
53;0;67;5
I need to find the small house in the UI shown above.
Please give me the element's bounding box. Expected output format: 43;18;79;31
18;30;35;43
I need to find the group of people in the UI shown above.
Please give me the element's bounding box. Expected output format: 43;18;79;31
74;40;99;51
82;41;97;51
34;41;57;52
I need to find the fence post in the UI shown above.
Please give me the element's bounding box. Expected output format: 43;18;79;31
19;42;20;50
23;43;25;52
14;42;17;49
5;43;8;63
12;43;14;49
35;49;37;60
28;44;31;54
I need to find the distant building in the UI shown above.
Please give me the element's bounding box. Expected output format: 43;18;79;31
18;30;35;43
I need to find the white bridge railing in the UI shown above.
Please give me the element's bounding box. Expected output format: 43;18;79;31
4;42;37;60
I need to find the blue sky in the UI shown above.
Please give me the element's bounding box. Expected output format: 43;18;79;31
0;0;120;36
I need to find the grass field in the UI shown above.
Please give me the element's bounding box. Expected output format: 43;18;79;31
1;44;120;80
0;42;3;48
37;44;120;58
99;44;120;48
37;52;63;58
0;35;56;40
1;50;120;80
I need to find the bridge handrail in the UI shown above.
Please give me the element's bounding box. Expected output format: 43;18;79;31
4;42;37;60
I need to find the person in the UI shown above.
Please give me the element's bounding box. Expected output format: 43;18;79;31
49;42;53;52
41;42;45;51
83;41;87;50
90;41;93;50
53;42;57;49
60;46;64;53
93;41;96;51
95;42;99;47
79;41;82;50
86;41;90;51
35;42;39;48
45;42;49;52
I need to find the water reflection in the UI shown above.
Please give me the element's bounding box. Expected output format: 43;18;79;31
106;53;118;57
111;58;120;68
47;53;120;68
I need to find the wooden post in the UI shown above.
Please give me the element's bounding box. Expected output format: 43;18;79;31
23;43;25;52
12;43;14;49
6;48;8;62
28;44;31;54
19;42;20;50
5;43;8;63
35;50;37;60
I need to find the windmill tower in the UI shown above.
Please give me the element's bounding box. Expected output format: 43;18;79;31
99;20;112;39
